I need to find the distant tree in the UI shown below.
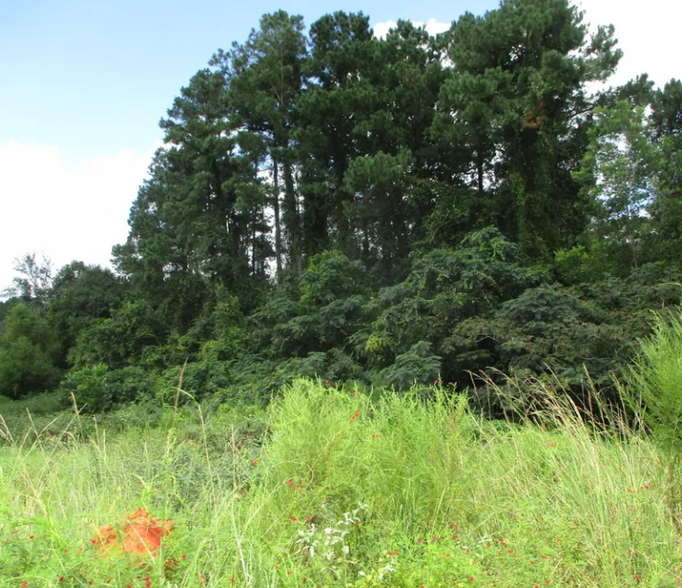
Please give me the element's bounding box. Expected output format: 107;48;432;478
47;261;127;364
0;303;60;398
576;100;662;269
2;253;53;310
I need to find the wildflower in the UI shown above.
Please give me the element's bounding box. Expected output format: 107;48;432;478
251;459;259;466
434;379;439;385
469;577;475;582
21;583;28;587
59;578;64;583
92;508;173;556
182;554;187;559
29;535;34;540
291;517;298;522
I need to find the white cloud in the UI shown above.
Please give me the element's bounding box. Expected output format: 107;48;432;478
577;0;681;89
373;20;397;40
421;18;451;37
0;141;160;291
373;18;451;40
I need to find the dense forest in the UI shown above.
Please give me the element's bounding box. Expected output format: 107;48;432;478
2;0;682;412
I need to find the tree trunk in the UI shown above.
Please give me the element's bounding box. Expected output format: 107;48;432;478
273;161;283;278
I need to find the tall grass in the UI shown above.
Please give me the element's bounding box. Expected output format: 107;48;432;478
626;311;682;452
0;380;679;587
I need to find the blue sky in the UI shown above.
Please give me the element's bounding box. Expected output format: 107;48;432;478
0;0;679;291
1;0;497;157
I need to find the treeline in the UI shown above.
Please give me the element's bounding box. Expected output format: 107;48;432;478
2;0;682;411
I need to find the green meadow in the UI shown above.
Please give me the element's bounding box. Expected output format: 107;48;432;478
1;378;680;588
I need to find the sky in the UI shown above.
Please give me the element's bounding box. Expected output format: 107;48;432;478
0;0;680;292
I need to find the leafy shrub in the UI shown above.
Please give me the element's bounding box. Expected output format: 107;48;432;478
0;337;61;399
69;300;168;369
60;364;156;412
380;341;441;389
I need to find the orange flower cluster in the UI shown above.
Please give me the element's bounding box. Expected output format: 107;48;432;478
93;508;173;556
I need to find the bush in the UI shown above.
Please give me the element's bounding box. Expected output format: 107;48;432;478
0;336;61;399
626;310;682;452
60;364;156;412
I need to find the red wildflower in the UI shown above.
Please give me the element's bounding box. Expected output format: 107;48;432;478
92;508;173;556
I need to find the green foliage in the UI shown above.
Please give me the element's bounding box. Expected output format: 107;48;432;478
360;228;542;383
379;341;441;389
69;300;168;369
0;304;61;399
47;262;127;364
626;310;682;452
60;364;156;413
4;3;682;412
576;100;662;269
435;0;622;259
0;337;61;400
